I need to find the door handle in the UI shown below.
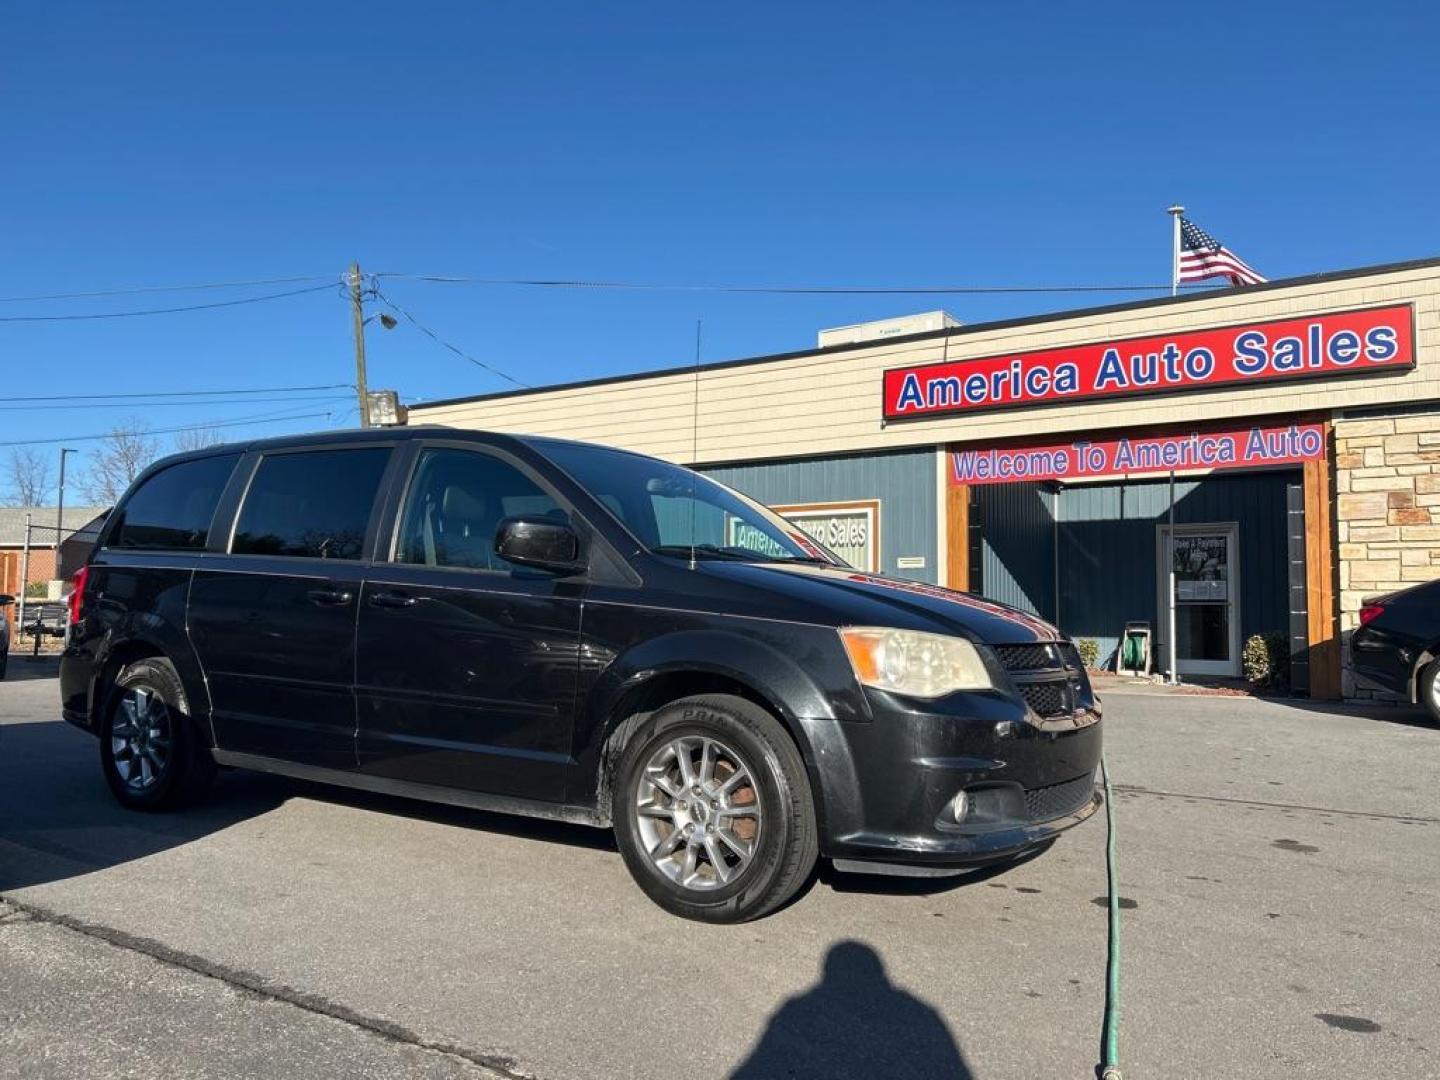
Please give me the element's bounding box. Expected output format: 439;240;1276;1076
306;588;353;607
368;590;417;609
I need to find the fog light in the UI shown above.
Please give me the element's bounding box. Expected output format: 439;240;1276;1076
950;791;969;823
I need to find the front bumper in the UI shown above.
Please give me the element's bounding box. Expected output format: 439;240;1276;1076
800;688;1103;871
830;788;1101;874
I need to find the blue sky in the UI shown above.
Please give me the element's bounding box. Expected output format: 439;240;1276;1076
3;2;1438;490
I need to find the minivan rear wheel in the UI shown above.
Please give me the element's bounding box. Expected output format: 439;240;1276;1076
612;694;817;922
100;657;215;810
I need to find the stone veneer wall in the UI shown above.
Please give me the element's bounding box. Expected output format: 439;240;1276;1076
1335;412;1440;698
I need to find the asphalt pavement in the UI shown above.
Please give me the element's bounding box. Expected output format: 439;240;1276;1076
2;659;1437;1079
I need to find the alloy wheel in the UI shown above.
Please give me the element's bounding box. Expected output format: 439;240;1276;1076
111;686;172;791
633;735;762;890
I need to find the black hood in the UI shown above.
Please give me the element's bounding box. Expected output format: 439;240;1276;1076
694;561;1060;644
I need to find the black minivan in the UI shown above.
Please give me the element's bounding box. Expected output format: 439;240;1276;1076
61;427;1102;922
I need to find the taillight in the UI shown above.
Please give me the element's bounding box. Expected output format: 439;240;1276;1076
1359;603;1385;626
67;565;90;625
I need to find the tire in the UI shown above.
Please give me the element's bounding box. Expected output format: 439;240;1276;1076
612;693;818;923
1419;658;1440;726
100;657;215;811
0;647;8;681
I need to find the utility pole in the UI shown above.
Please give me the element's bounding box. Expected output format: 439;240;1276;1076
349;262;371;428
56;447;76;560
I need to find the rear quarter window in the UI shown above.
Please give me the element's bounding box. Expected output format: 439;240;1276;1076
232;447;390;560
110;454;241;551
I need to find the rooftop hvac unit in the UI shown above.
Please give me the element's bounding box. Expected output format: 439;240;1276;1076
817;310;960;349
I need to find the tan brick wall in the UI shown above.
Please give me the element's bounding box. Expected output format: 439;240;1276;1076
1335;411;1440;697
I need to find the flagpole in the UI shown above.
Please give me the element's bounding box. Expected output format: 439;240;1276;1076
1167;204;1185;296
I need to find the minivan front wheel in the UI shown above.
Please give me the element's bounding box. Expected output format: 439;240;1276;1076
613;694;817;922
101;657;215;810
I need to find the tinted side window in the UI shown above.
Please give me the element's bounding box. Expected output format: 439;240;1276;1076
396;448;563;570
233;448;390;560
112;454;241;550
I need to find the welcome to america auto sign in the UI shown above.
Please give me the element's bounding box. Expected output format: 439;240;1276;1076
950;423;1326;486
882;304;1415;420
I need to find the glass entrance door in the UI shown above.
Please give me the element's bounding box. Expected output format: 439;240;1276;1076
1156;523;1240;678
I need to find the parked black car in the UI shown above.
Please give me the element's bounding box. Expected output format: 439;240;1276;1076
1351;578;1440;722
60;428;1101;922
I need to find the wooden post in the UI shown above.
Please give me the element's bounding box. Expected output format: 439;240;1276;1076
1303;421;1339;699
946;480;969;592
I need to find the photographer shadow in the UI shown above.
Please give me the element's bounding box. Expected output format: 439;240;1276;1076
730;940;972;1079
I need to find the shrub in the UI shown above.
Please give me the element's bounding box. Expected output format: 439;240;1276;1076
1076;638;1100;670
1242;633;1290;691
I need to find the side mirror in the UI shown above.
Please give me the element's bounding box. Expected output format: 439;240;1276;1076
0;594;13;606
494;515;583;573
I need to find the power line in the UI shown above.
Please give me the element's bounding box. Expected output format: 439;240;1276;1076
375;272;1223;296
0;394;354;412
371;287;531;389
0;283;337;322
0;407;339;448
6;382;354;404
0;274;337;304
0;270;1227;313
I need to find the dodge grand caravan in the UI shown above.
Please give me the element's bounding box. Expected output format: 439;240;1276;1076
61;427;1101;922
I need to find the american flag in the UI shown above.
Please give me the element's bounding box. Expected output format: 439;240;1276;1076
1178;218;1265;286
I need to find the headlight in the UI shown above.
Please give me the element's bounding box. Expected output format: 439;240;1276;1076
838;627;994;698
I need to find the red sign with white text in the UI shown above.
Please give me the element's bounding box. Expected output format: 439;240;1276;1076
883;304;1414;420
950;423;1326;486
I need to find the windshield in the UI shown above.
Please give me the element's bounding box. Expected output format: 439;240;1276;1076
536;440;841;565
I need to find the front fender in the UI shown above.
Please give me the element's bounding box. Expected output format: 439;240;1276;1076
1410;645;1438;703
569;621;868;829
593;626;857;728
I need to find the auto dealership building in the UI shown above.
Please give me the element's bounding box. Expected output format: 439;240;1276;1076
407;256;1440;701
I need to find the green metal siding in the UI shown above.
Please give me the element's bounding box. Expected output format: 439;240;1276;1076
973;482;1057;620
704;449;937;582
1055;471;1296;666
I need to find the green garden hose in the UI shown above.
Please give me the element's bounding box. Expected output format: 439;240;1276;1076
1121;633;1145;674
1098;752;1123;1080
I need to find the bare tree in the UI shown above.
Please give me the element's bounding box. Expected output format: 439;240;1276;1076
172;425;224;453
4;447;54;506
79;419;161;505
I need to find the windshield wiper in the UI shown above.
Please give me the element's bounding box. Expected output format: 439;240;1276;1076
651;544;754;562
652;544;836;566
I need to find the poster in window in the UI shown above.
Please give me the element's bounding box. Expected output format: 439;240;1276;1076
1173;534;1228;602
